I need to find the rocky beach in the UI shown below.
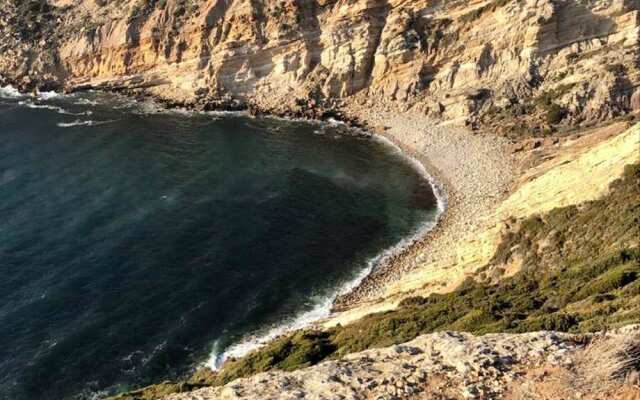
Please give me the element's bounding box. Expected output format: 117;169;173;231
331;106;517;311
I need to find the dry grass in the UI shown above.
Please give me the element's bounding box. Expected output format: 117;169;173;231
506;328;640;400
577;330;640;385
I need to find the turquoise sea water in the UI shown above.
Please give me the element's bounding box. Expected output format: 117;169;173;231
0;89;439;399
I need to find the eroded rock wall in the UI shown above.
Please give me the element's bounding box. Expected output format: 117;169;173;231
1;0;638;130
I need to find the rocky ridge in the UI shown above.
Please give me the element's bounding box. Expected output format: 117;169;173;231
167;326;640;400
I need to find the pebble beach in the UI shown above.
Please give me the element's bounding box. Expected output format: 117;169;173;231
332;106;517;310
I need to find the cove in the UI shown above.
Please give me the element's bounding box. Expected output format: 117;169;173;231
0;91;439;399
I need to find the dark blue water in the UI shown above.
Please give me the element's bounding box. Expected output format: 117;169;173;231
0;89;438;399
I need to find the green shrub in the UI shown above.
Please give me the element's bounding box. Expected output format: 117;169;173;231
278;331;336;370
546;103;567;124
447;309;499;331
576;265;638;300
399;296;428;307
514;313;578;332
207;163;639;383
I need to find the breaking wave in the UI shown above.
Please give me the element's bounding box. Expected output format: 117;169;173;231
74;98;100;106
19;100;92;116
0;85;22;99
57;119;116;128
37;91;64;101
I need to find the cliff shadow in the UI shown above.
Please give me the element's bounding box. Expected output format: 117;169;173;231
362;0;391;91
295;0;324;74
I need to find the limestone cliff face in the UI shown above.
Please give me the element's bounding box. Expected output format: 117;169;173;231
1;0;638;129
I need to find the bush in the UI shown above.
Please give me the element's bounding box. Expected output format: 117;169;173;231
278;331;336;370
399;296;428;307
546;103;567;124
515;313;578;332
576;266;638;300
447;309;501;332
208;163;639;382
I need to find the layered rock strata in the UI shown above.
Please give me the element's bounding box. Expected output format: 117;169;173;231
1;0;639;132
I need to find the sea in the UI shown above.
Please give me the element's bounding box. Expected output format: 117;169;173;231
0;87;441;399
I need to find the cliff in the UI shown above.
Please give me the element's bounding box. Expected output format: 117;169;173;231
1;0;639;133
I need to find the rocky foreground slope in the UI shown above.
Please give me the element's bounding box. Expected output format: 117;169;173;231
1;0;639;133
167;326;640;400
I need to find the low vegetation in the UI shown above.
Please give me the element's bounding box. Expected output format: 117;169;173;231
533;84;575;125
113;163;639;399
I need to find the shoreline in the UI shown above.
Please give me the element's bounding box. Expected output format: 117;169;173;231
201;109;454;369
327;129;451;312
205;105;516;365
329;105;517;312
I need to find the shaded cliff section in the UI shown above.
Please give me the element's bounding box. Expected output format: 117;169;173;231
1;0;639;135
0;1;66;91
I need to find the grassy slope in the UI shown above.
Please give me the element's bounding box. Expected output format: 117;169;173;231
113;163;639;398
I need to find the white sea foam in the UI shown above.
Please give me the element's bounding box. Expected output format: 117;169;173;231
206;287;344;369
0;86;71;101
37;90;63;100
140;104;241;118
87;390;110;400
203;110;244;117
19;101;62;112
326;117;347;127
0;85;23;98
57;120;92;127
19;100;93;116
57;119;115;128
74;98;99;106
206;130;447;369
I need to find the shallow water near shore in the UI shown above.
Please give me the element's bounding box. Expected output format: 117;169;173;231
0;89;439;399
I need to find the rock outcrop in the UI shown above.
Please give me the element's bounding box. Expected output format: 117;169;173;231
1;0;638;132
167;325;640;400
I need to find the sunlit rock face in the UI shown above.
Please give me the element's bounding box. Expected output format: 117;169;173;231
1;0;638;126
